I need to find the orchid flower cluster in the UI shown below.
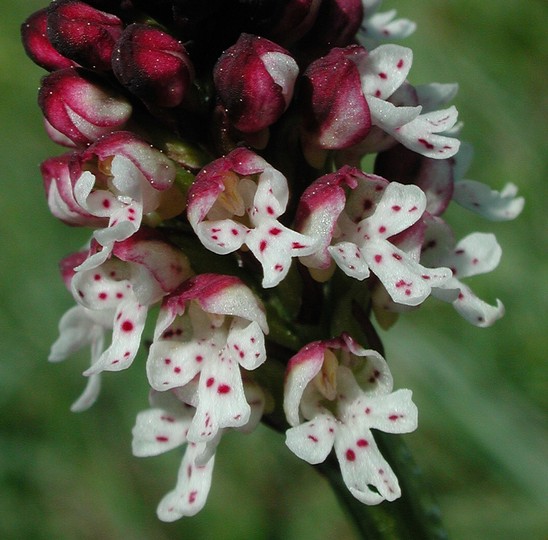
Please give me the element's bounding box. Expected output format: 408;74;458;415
22;0;523;525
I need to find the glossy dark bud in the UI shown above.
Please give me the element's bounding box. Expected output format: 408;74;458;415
47;0;123;71
112;24;194;108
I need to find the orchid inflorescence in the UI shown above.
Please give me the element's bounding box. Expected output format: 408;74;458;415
22;0;523;525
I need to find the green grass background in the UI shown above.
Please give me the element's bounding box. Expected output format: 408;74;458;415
1;1;546;538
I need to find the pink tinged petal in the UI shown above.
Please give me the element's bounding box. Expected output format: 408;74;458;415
365;241;452;306
334;424;401;504
284;341;327;426
147;340;207;391
226;320;267;371
132;406;193;457
38;68;132;147
187;354;251;443
301;46;371;151
357;44;413;100
453;180;524;221
285;414;337;464
296;166;361;269
390;106;461;159
446;233;502;279
185;275;268;335
46;0;123;71
213;34;297;133
246;223;318;288
449;284;505;328
157;443;215;522
84;131;176;191
21;8;77;71
84;298;147;374
355;389;418;434
113;234;192;296
328;241;370;280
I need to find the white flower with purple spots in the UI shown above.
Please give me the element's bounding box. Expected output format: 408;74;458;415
132;381;265;521
359;0;416;50
187;147;317;288
54;230;192;384
146;273;268;444
297;169;452;306
421;217;505;327
70;131;181;271
355;44;460;159
284;333;418;504
451;143;524;221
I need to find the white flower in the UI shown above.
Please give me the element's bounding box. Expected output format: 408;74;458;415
284;334;418;504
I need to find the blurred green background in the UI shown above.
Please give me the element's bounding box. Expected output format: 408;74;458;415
1;1;546;538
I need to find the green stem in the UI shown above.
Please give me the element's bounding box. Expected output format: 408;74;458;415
317;435;448;540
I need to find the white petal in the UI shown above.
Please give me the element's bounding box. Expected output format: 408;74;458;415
415;83;459;112
453;180;524;221
450;284;505;327
359;45;413;100
285;414;337;464
226;320;267;371
365;241;452;306
132;405;193;457
195;219;247;255
147;340;206;391
186;352;250;442
334;423;401;504
391;106;461;159
157;443;215;521
328;242;370;280
246;221;317;288
363;182;426;238
84;298;147;374
350;389;418;434
446;232;502;279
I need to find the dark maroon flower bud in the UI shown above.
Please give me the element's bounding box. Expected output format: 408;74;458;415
47;0;123;71
112;24;194;108
269;0;322;46
305;0;363;51
213;34;298;134
38;68;132;147
300;45;370;165
21;8;77;71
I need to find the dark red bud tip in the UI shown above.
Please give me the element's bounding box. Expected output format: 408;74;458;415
301;46;371;150
38;68;132;147
306;0;364;50
112;24;194;108
213;34;298;133
47;0;123;71
21;8;77;71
